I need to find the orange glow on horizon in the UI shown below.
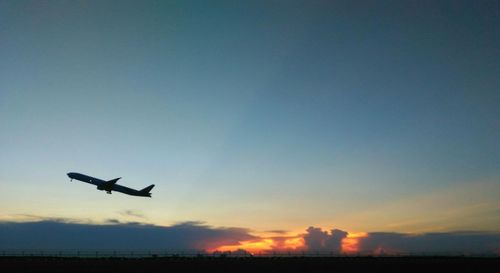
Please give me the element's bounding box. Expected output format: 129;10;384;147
214;239;274;254
341;232;368;254
282;236;305;249
212;230;369;255
211;236;305;254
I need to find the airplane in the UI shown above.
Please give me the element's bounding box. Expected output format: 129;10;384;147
67;172;154;197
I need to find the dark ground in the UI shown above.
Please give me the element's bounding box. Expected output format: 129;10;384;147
1;257;500;273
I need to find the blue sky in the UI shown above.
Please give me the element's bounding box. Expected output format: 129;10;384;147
0;0;499;237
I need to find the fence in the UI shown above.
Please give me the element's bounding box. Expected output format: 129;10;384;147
0;249;494;258
0;250;341;258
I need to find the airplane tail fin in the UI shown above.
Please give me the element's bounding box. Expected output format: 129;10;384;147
140;184;155;194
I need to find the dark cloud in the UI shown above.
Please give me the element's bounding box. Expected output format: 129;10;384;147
0;220;257;250
266;230;288;234
119;210;146;219
104;219;142;225
358;231;500;255
105;219;121;224
327;229;349;251
11;214;83;224
303;227;348;252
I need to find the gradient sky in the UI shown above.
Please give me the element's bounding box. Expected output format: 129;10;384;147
1;0;499;237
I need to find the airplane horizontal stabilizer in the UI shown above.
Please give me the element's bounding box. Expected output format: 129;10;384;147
140;184;155;193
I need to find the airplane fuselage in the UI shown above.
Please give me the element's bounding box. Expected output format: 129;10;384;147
67;172;153;197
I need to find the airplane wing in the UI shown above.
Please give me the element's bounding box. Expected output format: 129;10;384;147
102;177;121;189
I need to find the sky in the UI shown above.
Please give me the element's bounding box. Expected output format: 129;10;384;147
0;0;499;254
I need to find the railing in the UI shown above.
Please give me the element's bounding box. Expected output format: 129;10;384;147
0;250;496;258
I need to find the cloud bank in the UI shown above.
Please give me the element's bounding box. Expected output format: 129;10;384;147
357;231;500;255
1;221;499;255
0;220;256;250
296;226;500;256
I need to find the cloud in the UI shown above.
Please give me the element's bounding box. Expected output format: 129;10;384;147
1;220;499;255
10;214;83;224
104;219;142;225
105;218;121;224
267;235;305;251
357;231;500;255
0;220;257;250
266;230;288;234
303;227;348;252
119;210;146;219
302;227;500;256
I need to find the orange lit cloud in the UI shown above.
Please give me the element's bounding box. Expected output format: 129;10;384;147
211;235;305;254
341;232;368;254
212;229;372;255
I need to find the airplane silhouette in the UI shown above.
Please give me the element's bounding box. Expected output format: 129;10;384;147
67;172;154;197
